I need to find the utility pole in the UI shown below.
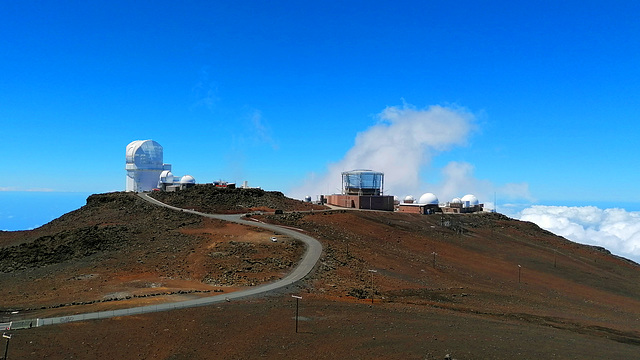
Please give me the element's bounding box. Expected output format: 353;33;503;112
2;333;11;360
292;295;302;333
518;265;522;287
431;252;438;269
368;269;377;304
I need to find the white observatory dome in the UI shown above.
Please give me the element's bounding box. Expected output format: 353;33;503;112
451;197;462;204
125;139;165;192
418;193;439;205
180;175;196;184
126;140;163;169
159;170;174;184
461;194;479;205
404;195;415;203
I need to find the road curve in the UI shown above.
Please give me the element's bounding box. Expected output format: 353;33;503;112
33;193;322;328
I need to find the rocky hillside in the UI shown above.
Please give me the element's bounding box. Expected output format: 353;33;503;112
260;209;640;344
148;184;327;213
0;192;203;272
0;192;303;311
2;190;640;359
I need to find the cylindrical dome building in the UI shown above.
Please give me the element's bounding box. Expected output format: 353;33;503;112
342;170;384;196
125;140;167;192
326;169;394;211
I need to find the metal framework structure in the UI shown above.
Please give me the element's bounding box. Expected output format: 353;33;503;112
341;169;384;196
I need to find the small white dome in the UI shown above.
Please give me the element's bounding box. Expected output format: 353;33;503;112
451;197;462;204
404;195;414;201
159;170;174;184
461;194;479;205
418;192;439;205
180;175;196;184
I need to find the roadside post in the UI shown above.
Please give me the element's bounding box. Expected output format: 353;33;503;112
368;269;377;304
3;333;11;360
518;264;522;287
292;295;302;333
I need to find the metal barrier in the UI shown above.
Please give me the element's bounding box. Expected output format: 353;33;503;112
8;319;34;330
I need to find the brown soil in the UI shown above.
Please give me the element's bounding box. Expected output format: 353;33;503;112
11;296;640;359
2;193;640;359
0;192;303;318
148;184;328;214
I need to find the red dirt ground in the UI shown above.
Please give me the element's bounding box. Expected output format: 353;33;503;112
2;196;640;359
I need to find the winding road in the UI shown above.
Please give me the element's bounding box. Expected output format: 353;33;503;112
31;193;323;328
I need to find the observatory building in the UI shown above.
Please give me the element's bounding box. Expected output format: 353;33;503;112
125;140;168;192
125;140;196;192
398;192;442;214
398;192;485;214
441;194;484;213
326;170;394;211
157;172;197;191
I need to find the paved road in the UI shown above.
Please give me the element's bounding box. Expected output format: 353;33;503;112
31;193;322;328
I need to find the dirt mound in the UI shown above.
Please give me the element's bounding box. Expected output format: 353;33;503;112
0;192;202;271
148;184;327;213
0;224;128;272
0;192;303;311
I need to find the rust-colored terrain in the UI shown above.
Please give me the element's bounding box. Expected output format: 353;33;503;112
1;188;639;359
0;192;305;315
148;185;328;214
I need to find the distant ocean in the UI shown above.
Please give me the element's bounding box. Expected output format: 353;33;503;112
0;192;94;231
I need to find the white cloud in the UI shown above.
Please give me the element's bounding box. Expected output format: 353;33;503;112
290;103;476;198
289;102;533;205
520;205;640;263
429;162;533;208
249;110;278;150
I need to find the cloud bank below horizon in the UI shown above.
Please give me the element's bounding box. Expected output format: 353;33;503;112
520;205;640;263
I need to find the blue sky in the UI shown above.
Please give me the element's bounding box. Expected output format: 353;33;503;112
2;2;640;260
